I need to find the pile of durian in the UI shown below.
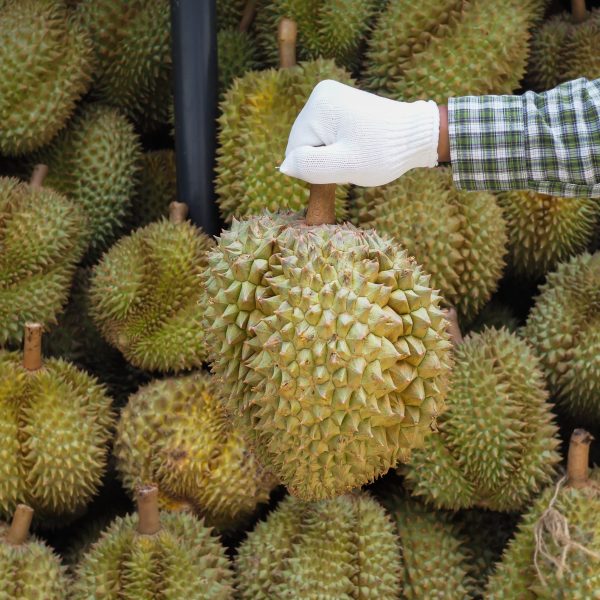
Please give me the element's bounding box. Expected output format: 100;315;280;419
0;0;599;598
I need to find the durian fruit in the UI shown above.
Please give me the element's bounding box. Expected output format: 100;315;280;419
486;429;600;598
0;166;87;347
204;182;453;500
71;485;235;599
402;326;561;512
254;0;379;69
523;251;600;423
0;505;68;599
498;190;600;279
235;492;402;599
353;167;507;322
90;202;213;373
362;0;547;102
114;372;277;530
32;104;142;259
0;0;92;155
218;29;259;94
467;300;520;335
0;323;114;521
217;0;247;31
216;17;352;221
75;0;172;130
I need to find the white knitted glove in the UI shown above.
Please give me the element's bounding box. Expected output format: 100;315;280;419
279;80;440;187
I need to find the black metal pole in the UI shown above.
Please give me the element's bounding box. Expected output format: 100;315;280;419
171;0;221;235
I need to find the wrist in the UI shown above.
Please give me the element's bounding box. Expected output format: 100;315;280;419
437;104;450;163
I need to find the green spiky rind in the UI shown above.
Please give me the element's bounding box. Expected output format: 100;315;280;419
498;190;600;279
403;327;560;512
217;29;259;95
0;519;68;599
75;0;172;130
71;511;234;599
33;104;142;259
90;218;214;372
254;0;379;69
0;0;92;156
204;213;452;500
486;470;600;599
523;252;600;422
114;372;276;531
0;178;87;346
235;493;401;599
217;0;247;31
353;167;507;322
467;301;520;335
216;60;352;222
362;0;546;103
0;351;114;520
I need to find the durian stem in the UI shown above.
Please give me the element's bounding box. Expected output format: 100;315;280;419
566;429;593;488
445;307;463;346
305;184;336;225
23;323;43;371
238;0;257;32
137;485;161;535
571;0;587;23
278;18;297;69
169;201;189;224
29;164;48;190
5;505;33;545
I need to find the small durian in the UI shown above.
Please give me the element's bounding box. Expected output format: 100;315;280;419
204;183;452;500
486;429;600;599
403;326;561;512
218;28;259;94
498;190;600;279
235;492;401;599
114;372;277;530
217;0;247;31
0;166;87;347
0;324;114;522
467;300;520;335
71;485;235;599
353;167;507;322
32;104;142;259
523;251;600;423
0;505;68;599
90;202;213;373
0;0;92;155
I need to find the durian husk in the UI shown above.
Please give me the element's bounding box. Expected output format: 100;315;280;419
218;28;260;95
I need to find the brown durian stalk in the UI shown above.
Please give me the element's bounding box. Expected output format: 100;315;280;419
566;428;593;489
136;485;161;536
5;505;34;546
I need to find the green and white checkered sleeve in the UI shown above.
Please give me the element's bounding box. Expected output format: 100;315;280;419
448;78;600;198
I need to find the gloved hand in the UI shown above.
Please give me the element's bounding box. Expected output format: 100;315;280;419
279;80;440;187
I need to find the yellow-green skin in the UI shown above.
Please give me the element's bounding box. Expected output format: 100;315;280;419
523;252;600;423
0;178;87;347
33;104;142;260
90;218;213;373
114;373;277;531
204;213;452;500
0;351;114;521
0;520;68;600
216;59;352;222
486;470;600;598
75;0;172;130
353;167;507;322
498;190;600;279
71;511;234;599
235;493;401;599
217;29;259;95
0;0;92;155
362;0;546;103
403;328;560;512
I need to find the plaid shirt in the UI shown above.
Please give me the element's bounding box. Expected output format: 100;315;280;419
448;78;600;198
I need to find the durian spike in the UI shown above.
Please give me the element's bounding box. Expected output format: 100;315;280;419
136;485;161;535
238;0;257;33
278;18;297;69
5;504;34;546
571;0;587;23
444;307;463;346
566;429;593;489
29;164;48;190
169;201;189;224
305;184;336;225
23;323;43;371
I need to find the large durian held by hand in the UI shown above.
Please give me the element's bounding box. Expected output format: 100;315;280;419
0;324;114;522
90;202;214;372
204;183;452;500
486;429;600;598
71;485;235;599
114;372;276;531
0;505;68;600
